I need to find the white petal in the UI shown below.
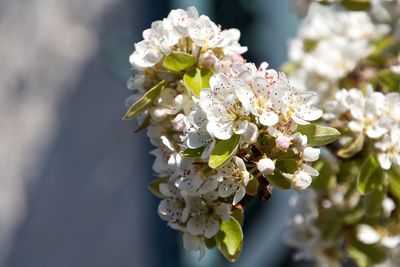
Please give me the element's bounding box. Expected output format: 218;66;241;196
291;114;309;125
301;163;319;176
218;179;238;198
207;120;233;140
259;111;279;126
378;153;392;170
214;203;230;221
292;171;312;190
233;186;246;205
242;122;259;144
187;215;205;236
204;217;220;238
199;177;218;194
235;120;249;135
303;147;320;162
357;224;380;244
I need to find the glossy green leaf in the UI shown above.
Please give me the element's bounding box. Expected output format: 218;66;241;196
338;134;364;159
147;177;169;198
209;135;240;169
183;68;213;96
134;114;152;133
162;51;197;72
123;80;166;120
266;172;291;190
245;176;259;196
297;124;341;147
341;0;371;11
181;146;205;158
358;156;385;194
215;217;243;262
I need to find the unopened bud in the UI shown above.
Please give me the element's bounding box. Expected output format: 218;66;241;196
276;135;291;151
257;157;275;175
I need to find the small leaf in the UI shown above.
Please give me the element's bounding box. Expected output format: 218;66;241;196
368;37;398;63
231;207;244;226
183;68;213;96
147;177;169;198
303;39;318;52
338;134;364;159
245;176;259;196
358;156;385;194
349;238;387;265
215;217;243;262
364;184;387;218
297;124;341;147
389;167;400;200
204;237;216;249
181;146;205;158
311;158;337;191
341;0;371;11
266;172;291;190
123;80;166;120
209;135;240;169
162;51;197;72
378;69;400;92
134;114;152;133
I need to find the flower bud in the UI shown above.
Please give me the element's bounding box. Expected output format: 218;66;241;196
303;147;320;162
291;171;312;190
276;135;291;151
257;157;275;175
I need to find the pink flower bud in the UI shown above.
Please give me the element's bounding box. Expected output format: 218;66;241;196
276;135;291;151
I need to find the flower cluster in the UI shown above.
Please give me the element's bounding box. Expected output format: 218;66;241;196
285;1;400;267
123;7;340;261
325;87;400;170
285;2;389;103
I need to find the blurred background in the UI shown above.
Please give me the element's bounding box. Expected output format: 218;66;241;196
0;0;310;266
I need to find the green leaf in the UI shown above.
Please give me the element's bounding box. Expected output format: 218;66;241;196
338;134;364;159
349;238;387;265
215;217;243;262
231;207;244;226
181;146;205;158
341;0;371;11
378;69;400;92
204;237;216;249
368;37;398;63
147;177;169;198
303;39;318;52
183;68;213;96
297;124;341;147
162;51;197;72
348;245;369;267
358;156;385;194
123;80;166;120
266;172;291;190
246;176;259;196
389;167;400;200
209;135;240;169
311;158;337;191
342;205;364;224
364;184;387;218
134;114;152;133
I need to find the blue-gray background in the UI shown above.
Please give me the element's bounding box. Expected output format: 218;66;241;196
0;0;311;266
